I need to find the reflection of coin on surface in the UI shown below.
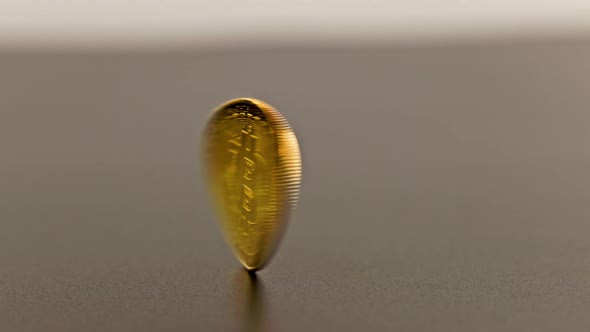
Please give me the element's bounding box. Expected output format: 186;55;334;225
203;98;302;271
232;269;271;332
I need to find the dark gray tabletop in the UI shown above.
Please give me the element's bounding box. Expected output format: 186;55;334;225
2;38;590;331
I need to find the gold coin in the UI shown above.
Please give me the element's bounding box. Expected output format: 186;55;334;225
203;98;302;271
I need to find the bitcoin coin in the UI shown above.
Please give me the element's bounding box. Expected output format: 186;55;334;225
203;98;302;271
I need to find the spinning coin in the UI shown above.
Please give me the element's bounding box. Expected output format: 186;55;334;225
203;98;302;271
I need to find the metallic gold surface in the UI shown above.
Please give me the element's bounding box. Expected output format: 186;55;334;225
203;98;302;271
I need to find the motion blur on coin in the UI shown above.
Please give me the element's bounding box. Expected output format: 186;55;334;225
202;98;302;271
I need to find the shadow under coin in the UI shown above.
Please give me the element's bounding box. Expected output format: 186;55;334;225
233;269;270;332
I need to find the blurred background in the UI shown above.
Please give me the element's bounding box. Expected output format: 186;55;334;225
3;1;590;331
3;0;590;49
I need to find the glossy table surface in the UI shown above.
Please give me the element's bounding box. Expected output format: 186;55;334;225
2;38;590;331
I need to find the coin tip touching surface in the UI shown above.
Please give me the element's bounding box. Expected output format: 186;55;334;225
203;98;302;270
245;266;260;273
